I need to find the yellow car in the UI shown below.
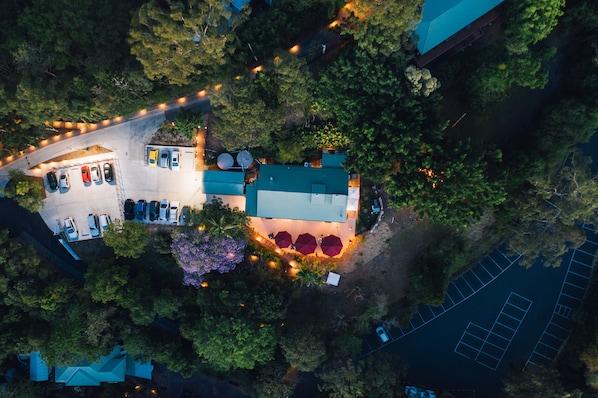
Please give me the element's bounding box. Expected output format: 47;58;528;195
148;149;159;167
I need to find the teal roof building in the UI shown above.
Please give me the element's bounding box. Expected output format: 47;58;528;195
245;165;349;222
414;0;503;54
30;346;153;387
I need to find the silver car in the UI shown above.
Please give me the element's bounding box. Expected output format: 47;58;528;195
88;214;100;238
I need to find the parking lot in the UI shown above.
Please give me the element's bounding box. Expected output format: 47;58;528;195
37;144;207;242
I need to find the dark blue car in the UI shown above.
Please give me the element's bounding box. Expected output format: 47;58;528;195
135;200;147;220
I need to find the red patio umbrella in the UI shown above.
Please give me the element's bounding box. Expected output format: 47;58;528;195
320;235;343;257
274;231;292;248
294;233;317;255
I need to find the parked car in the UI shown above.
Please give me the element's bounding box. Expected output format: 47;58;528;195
88;214;100;237
103;163;114;182
63;217;78;241
159;150;169;168
149;201;159;221
124;199;135;220
90;164;102;182
59;172;70;190
148;149;159;167
169;201;180;223
180;205;190;224
46;171;58;191
376;326;389;343
159;199;169;221
136;200;147;220
99;213;111;232
372;198;381;214
171;149;181;171
81;166;91;184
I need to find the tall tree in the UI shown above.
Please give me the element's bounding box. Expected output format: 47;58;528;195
504;0;565;54
171;230;245;287
386;138;506;228
102;219;148;259
2;169;44;213
181;315;277;371
209;75;285;150
129;0;247;85
344;0;424;57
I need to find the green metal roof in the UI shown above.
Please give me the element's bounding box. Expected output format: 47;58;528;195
245;165;348;222
202;170;245;196
415;0;503;54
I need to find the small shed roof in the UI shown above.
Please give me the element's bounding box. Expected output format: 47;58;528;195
414;0;503;54
202;170;245;196
326;272;341;286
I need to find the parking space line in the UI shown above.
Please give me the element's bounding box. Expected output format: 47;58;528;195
571;258;594;268
461;276;475;292
470;270;485;285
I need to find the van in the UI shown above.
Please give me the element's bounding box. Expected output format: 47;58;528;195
159;150;169;168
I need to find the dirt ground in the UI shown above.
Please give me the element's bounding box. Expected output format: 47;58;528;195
315;205;425;319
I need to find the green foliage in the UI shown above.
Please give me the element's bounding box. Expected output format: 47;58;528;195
409;234;467;306
209;76;285;150
387;138;506;229
249;363;297;398
464;47;552;106
174;108;203;139
506;153;598;267
318;353;404;398
352;292;389;334
84;259;129;304
504;0;565;53
193;197;250;240
344;0;424;57
102;219;148;258
129;0;246;86
296;259;327;287
300;122;352;150
280;324;327;371
2;169;44;213
181;315;277;371
501;364;582;398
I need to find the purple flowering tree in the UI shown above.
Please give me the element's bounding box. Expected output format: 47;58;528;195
171;230;246;288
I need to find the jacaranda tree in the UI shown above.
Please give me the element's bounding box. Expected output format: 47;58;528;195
171;230;245;287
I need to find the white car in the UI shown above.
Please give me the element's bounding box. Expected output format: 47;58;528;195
159;199;169;221
59;172;70;190
88;214;100;238
171;149;181;171
90;164;102;182
99;214;111;232
169;201;180;223
376;326;390;343
63;217;78;241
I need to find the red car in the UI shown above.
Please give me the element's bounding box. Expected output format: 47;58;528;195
81;166;91;184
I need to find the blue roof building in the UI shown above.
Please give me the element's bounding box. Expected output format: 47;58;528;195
202;170;245;196
414;0;503;55
29;346;153;387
